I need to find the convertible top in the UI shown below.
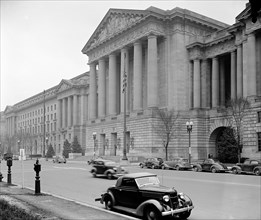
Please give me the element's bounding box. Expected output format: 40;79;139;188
119;172;156;179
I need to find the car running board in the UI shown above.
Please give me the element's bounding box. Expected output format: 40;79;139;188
113;205;137;215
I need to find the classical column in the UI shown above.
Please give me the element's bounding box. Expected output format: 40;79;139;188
237;44;243;98
189;61;193;109
109;53;117;115
62;98;66;128
133;41;143;111
98;59;106;117
89;63;97;119
147;35;158;107
67;96;72;127
230;50;236;99
212;57;219;108
80;94;86;124
220;58;226;106
121;47;129;113
73;95;78;125
193;59;201;108
242;40;248;97
58;99;62;129
248;33;257;96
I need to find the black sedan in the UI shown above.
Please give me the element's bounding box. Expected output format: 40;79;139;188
90;158;128;179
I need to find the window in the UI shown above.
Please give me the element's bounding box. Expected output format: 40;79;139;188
258;111;261;123
258;132;261;152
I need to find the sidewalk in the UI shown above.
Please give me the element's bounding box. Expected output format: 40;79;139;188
0;181;137;220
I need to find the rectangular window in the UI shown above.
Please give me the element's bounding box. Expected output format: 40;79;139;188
258;132;261;152
258;111;261;123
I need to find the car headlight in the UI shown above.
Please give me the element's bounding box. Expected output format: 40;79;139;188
178;192;185;200
163;195;170;202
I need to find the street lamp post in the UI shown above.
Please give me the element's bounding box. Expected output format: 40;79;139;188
17;140;21;153
186;121;193;164
92;132;96;157
45;137;48;157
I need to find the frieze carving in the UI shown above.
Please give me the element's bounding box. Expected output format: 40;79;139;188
205;39;235;58
88;23;165;63
90;13;144;49
58;83;71;93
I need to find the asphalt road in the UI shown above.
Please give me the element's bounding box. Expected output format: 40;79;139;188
1;159;260;220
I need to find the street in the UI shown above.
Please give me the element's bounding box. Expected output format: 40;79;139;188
0;159;260;220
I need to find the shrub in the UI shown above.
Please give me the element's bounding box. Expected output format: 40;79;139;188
71;136;82;154
46;144;55;158
62;139;71;158
0;199;41;220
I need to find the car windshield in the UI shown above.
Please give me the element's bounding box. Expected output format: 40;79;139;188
135;176;160;187
181;159;188;162
105;161;117;166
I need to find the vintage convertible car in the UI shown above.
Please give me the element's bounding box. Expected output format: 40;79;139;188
96;172;194;220
90;158;128;179
161;158;192;170
192;158;229;173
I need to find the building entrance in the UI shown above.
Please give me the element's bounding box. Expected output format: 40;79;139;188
209;126;237;163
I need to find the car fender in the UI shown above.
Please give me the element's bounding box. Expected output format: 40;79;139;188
193;164;202;171
101;191;116;206
231;165;242;173
136;199;163;217
104;169;116;175
253;166;261;173
90;167;97;173
210;165;221;171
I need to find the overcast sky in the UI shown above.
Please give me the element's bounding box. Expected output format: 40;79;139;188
0;0;248;111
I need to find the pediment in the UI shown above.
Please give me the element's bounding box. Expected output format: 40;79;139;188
56;79;73;93
236;3;251;22
82;8;147;53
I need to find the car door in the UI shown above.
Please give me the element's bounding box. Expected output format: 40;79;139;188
241;160;251;172
116;178;140;208
202;159;212;171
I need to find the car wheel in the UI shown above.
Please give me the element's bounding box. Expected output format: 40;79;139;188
107;172;113;179
104;196;113;211
140;164;144;168
92;171;96;177
193;166;199;172
232;168;238;174
151;165;155;169
161;165;165;170
176;165;180;171
254;169;261;176
211;167;217;173
179;210;191;219
144;206;160;220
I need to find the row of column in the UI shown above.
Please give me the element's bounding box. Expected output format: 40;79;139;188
191;33;257;109
6;116;15;137
58;94;87;129
89;35;159;120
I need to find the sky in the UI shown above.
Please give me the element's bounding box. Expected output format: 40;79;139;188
0;0;248;111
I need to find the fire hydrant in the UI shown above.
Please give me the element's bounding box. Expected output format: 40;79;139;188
34;158;41;195
7;158;12;184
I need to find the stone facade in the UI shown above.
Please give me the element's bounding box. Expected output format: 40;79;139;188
2;4;261;160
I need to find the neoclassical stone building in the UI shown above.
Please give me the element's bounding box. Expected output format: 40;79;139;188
3;4;261;160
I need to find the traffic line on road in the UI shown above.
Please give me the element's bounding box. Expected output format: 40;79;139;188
53;166;88;171
167;176;261;188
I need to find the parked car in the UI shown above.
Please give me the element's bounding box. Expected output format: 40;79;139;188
139;157;163;169
231;159;261;176
161;158;192;170
53;155;66;163
96;172;194;220
90;158;128;179
192;158;229;173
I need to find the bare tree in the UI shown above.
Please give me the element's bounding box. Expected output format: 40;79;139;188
225;97;250;163
154;108;179;160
